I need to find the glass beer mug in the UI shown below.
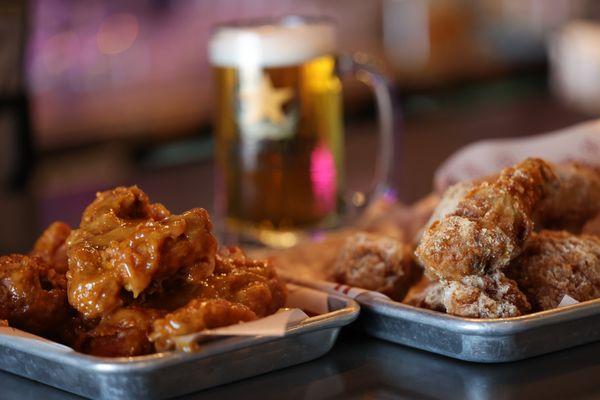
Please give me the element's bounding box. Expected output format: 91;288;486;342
209;16;394;247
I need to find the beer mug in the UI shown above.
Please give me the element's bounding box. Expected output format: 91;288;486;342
209;16;394;247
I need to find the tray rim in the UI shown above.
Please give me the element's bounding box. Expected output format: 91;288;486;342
285;275;600;335
360;293;600;335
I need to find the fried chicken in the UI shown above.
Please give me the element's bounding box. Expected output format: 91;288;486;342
66;186;217;319
421;271;531;318
418;181;474;240
0;254;71;338
415;159;600;318
74;247;285;355
535;163;600;232
416;158;558;281
78;307;164;357
403;275;440;308
31;221;71;273
332;232;419;300
0;186;288;356
150;247;286;351
150;299;257;352
507;230;600;311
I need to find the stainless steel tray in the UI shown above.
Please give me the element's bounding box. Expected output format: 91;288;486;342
357;294;600;363
289;278;600;363
0;285;359;399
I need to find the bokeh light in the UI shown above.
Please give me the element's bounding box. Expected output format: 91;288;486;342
96;13;139;55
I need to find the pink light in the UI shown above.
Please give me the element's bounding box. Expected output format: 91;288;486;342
310;143;337;214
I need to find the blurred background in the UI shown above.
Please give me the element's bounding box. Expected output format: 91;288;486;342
2;0;600;251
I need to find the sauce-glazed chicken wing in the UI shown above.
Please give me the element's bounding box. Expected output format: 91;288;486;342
0;254;71;338
79;307;164;357
0;186;287;356
150;247;286;351
150;299;257;352
67;186;217;319
31;221;71;273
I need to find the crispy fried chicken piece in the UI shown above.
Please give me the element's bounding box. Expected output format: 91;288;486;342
416;158;558;281
403;275;440;308
332;232;419;300
419;281;445;312
535;163;600;232
150;247;286;351
421;272;531;318
507;231;600;310
0;254;71;338
419;181;474;239
67;186;217;319
31;221;71;273
79;307;164;357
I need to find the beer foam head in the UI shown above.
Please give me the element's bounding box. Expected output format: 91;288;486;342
209;17;336;68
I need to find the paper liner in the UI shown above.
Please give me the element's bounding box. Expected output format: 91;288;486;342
172;309;309;350
558;294;580;307
434;119;600;191
279;270;389;302
0;327;73;352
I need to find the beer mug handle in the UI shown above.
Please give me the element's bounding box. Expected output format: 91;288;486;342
338;53;396;213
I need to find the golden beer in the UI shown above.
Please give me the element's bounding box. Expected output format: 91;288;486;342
210;19;345;246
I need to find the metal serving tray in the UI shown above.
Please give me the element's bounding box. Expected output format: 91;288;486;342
0;285;359;399
289;278;600;363
357;294;600;363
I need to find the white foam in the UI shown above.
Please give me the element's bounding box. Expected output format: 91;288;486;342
209;19;336;68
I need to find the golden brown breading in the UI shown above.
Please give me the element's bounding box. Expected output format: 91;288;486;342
535;163;600;232
418;181;474;240
421;272;531;318
332;232;419;300
0;254;71;338
507;230;600;310
66;186;217;319
402;275;440;308
31;221;71;273
416;158;558;281
150;247;286;351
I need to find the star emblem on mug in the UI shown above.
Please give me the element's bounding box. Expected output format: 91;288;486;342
240;74;294;125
